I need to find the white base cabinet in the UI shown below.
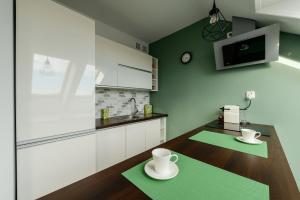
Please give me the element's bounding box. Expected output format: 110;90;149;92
96;127;126;172
126;123;147;158
96;118;166;170
125;119;161;158
17;118;166;199
145;119;161;150
17;134;96;200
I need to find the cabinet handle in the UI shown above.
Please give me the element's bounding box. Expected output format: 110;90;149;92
95;84;151;91
118;64;152;73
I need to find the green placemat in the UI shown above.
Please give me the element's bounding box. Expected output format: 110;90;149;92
122;152;269;200
189;131;268;158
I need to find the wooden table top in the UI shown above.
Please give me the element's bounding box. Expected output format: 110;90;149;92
41;122;300;200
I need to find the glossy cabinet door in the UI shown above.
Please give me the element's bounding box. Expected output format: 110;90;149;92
17;134;96;200
145;119;161;150
116;44;152;72
16;0;95;142
126;123;147;158
96;127;126;171
95;35;152;89
95;35;118;87
117;65;152;89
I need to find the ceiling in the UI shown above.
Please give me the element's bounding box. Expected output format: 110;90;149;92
55;0;300;43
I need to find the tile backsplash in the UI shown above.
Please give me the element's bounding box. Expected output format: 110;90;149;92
96;88;150;118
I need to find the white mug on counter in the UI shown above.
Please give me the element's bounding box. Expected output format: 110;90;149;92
241;128;261;142
152;148;178;174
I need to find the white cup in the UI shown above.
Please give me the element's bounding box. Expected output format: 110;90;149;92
241;128;261;142
152;148;178;174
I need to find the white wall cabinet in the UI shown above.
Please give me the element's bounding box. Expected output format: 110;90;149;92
117;65;152;89
17;134;96;200
95;35;118;86
95;35;153;89
96;127;126;171
117;44;152;72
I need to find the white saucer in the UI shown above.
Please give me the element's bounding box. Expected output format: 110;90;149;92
236;136;263;145
144;160;179;180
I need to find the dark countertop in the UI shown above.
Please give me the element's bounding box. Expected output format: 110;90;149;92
205;120;273;136
41;121;299;200
95;113;168;130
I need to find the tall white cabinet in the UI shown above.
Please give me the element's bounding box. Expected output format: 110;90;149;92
0;0;15;199
16;0;95;142
16;0;96;199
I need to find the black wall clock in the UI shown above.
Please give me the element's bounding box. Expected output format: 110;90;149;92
180;51;192;64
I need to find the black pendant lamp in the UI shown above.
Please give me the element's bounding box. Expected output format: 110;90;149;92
202;0;231;41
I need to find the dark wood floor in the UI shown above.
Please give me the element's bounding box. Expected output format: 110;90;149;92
40;122;300;200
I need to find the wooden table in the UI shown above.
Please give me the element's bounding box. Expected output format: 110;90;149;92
41;122;299;200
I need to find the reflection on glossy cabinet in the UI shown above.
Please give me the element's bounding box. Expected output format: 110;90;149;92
95;35;118;86
96;127;126;171
17;134;96;200
16;0;95;142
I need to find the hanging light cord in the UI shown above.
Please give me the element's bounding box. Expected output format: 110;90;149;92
209;0;218;16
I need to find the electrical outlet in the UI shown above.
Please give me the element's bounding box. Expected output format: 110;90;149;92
246;91;256;100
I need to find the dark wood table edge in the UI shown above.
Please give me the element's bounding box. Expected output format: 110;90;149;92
41;120;300;200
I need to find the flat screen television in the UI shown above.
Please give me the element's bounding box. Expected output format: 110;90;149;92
214;24;279;70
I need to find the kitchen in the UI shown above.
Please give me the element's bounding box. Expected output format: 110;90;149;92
1;0;300;199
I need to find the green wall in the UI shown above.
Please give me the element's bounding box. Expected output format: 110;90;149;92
150;18;300;189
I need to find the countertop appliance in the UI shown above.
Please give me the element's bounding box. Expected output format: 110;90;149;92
223;105;240;124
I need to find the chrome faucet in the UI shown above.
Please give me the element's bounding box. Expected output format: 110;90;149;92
128;98;138;116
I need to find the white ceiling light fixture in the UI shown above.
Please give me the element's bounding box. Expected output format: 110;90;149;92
202;0;231;41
